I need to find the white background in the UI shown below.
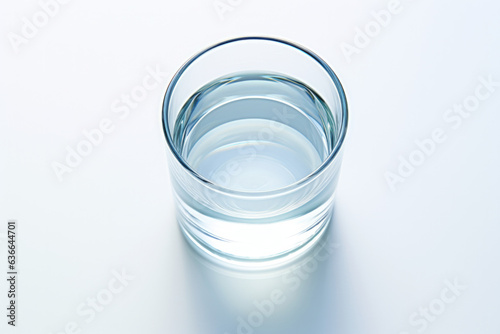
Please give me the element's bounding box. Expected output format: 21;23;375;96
1;0;499;333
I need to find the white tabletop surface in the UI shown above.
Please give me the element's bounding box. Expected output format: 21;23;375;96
1;0;499;333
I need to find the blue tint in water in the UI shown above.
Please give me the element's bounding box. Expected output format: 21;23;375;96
173;72;337;192
169;72;342;262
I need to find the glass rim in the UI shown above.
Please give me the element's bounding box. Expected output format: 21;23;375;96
162;36;348;197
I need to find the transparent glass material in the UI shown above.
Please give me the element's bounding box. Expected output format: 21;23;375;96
162;37;348;264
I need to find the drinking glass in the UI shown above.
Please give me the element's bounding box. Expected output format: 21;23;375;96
162;37;348;265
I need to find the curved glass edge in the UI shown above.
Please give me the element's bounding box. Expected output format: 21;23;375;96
162;36;349;198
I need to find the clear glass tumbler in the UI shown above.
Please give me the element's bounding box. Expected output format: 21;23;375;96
162;37;348;264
